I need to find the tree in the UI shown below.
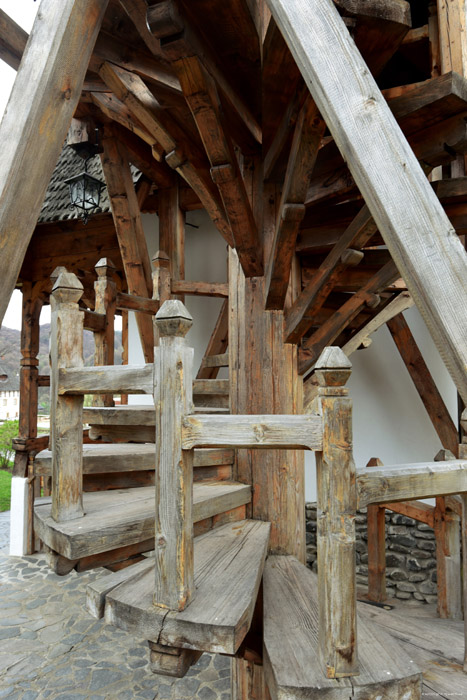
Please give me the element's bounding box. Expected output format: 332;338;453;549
0;420;19;470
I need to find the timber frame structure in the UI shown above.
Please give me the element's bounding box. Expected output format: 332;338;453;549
2;0;467;697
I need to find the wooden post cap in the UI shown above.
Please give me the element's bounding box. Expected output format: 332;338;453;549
155;299;193;337
95;258;116;277
152;250;170;268
50;266;67;286
315;346;352;387
51;271;83;304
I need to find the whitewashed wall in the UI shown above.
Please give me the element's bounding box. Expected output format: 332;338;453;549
127;212;459;500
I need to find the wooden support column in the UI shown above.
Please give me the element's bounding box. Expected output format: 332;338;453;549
13;283;43;478
229;162;304;700
366;458;386;603
159;184;185;300
152;250;171;345
437;0;467;75
315;347;358;679
121;310;129;405
100;131;155;363
267;0;467;404
50;271;84;523
0;0;109;326
197;300;229;380
92;258;116;407
154;300;194;610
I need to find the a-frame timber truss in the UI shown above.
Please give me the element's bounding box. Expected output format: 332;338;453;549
2;0;467;698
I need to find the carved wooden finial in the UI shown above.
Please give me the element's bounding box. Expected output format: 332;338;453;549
50;266;67;286
51;271;84;305
155;299;192;337
95;258;116;278
315;346;352;387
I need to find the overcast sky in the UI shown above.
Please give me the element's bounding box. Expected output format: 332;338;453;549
1;1;47;330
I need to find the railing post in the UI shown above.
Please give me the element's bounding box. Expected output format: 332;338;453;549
154;299;194;610
366;457;386;603
93;257;116;407
315;346;358;678
50;271;84;523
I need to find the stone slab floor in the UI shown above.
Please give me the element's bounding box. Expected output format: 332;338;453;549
0;513;231;700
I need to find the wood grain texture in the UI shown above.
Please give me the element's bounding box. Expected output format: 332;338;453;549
59;364;153;395
263;556;422;699
357;460;467;508
103;520;270;654
0;0;109;326
366;458;386;603
92;259;116;407
196;299;229;380
49;272;85;524
267;0;467;403
34;481;251;560
182;414;322;450
0;8;27;70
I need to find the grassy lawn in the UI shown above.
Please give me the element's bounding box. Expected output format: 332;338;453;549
0;469;12;512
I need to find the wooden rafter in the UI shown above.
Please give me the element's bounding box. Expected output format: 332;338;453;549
100;132;155;363
265;97;325;309
0;0;109;327
386;313;459;456
298;260;399;375
174;54;263;277
110;124;175;189
0;8;27;71
285;206;376;342
98;61;233;246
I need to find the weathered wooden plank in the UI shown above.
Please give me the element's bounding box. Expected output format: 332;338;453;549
100;133;155;362
434;495;462;620
182;414;322;451
299;261;399;374
0;0;109;326
49;272;85;523
387;312;459;457
59;364;153;396
357;460;467;508
104;520;270;654
171;281;229;298
0;9;27;70
385;500;435;527
437;0;467;75
263;556;422;699
92;259;116;408
366;458;386;603
158;184;185;302
315;347;357;677
267;0;467;403
197;299;229;380
265;97;325;309
115;292;160;315
285;205;376;342
34;481;251;560
192;379;229;395
200;353;229;368
153;300;194;610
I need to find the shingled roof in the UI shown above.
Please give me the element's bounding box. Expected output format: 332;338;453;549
38;144;140;224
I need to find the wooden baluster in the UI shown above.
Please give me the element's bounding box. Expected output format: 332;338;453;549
154;299;194;610
50;271;85;523
93;258;117;407
366;458;386;603
315;346;358;678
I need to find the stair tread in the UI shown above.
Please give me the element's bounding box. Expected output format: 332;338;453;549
34;445;235;474
82;405;229;426
94;519;270;655
263;556;421;699
34;482;251;560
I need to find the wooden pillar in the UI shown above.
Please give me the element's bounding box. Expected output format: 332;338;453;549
50;271;84;523
152;250;171;345
229;160;304;699
121;309;129;405
366;458;386;603
315;347;358;679
154;299;194;610
434;496;462;619
159;184;185;301
92;258;116;407
13;282;43;478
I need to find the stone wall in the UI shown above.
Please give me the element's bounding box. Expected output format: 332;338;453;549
305;503;438;604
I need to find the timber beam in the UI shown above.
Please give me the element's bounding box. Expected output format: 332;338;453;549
0;8;27;71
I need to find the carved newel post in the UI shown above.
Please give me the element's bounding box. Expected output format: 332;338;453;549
50;271;84;523
315;346;358;679
154;299;194;611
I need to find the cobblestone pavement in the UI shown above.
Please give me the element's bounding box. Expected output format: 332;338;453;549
0;515;231;700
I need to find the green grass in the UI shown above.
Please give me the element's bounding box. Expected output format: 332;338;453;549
0;469;12;512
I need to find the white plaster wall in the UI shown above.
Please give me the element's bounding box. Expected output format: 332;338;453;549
304;305;458;501
127;211;228;404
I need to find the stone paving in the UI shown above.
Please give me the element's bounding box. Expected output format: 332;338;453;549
0;513;231;699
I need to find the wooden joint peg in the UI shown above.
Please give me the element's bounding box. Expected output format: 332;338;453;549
315;346;358;679
50;271;85;523
154;300;194;611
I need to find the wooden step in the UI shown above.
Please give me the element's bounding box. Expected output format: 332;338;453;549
34;481;251;560
82;404;230;426
88;519;270;655
34;444;235;475
263;556;422;700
